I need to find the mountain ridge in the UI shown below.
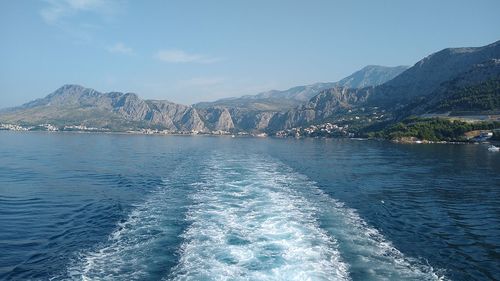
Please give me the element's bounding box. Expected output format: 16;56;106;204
194;65;408;111
369;40;500;106
1;40;499;135
264;40;500;131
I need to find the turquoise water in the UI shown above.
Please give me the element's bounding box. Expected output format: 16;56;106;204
0;131;499;280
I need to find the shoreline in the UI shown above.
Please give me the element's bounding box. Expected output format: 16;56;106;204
0;129;259;138
1;129;499;146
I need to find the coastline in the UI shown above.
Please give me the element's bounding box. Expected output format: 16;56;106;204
2;128;499;146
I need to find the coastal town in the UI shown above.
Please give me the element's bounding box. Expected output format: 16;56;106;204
1;121;498;144
0;123;107;132
0;123;266;137
275;122;354;138
0;121;354;138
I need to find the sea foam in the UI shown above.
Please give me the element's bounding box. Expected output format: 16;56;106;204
66;177;190;280
168;154;350;281
67;152;446;281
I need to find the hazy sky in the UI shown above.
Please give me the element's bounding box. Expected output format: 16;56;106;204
1;0;499;107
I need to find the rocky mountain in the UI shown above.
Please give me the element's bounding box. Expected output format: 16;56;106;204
265;41;500;131
398;59;500;116
370;40;500;107
267;86;372;130
194;65;408;111
1;41;498;134
335;65;409;89
0;85;277;133
0;85;207;131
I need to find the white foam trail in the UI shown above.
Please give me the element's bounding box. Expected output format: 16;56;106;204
66;179;187;280
168;154;350;281
169;153;447;281
64;152;447;281
251;156;447;281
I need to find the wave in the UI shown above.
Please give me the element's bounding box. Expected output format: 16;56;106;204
270;167;448;281
168;154;350;281
64;178;189;280
65;152;447;280
169;153;447;281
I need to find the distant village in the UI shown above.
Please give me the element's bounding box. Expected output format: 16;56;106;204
0;123;108;132
0;123;268;137
1;121;497;143
275;122;354;138
0;120;353;139
0;121;354;138
127;128;267;137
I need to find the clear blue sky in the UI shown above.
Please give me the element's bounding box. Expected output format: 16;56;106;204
1;0;499;107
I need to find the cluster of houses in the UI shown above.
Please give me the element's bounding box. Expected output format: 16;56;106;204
39;124;59;131
63;125;108;132
133;129;266;137
0;123;59;131
0;123;30;131
275;123;353;138
132;129;234;135
0;123;112;132
1;123;264;137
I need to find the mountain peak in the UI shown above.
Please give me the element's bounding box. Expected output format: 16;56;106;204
59;84;86;90
48;84;95;98
336;65;409;89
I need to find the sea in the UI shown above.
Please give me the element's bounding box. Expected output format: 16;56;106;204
0;131;499;281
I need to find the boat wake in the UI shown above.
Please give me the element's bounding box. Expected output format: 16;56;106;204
66;152;447;281
65;178;191;280
168;154;350;281
168;153;446;281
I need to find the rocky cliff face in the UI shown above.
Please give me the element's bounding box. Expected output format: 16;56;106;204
113;93;150;121
196;107;235;131
227;109;276;132
190;65;409;131
0;85;210;132
178;108;206;132
267;87;372;130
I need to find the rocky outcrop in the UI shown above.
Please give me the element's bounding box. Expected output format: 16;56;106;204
226;109;278;132
179;107;206;132
215;108;234;131
267;87;372;130
196;107;235;131
113;93;150;121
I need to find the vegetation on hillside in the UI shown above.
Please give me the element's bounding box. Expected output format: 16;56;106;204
365;117;500;142
432;78;500;112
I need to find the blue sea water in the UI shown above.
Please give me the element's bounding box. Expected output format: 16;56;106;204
0;131;499;281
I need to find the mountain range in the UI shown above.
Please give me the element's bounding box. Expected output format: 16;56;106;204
1;40;499;134
194;65;408;111
268;40;500;131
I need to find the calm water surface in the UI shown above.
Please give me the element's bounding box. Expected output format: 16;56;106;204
0;131;499;280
